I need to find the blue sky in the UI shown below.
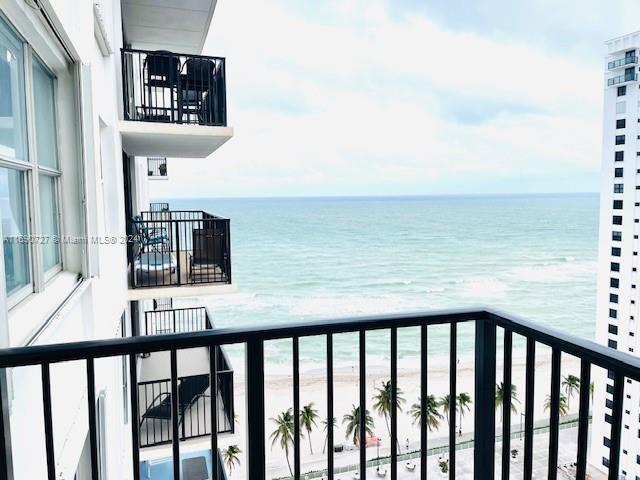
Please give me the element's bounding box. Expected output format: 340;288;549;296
151;0;640;198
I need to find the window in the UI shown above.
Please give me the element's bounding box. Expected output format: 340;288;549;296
612;247;621;256
615;151;624;161
613;231;622;241
614;184;624;193
609;308;618;318
613;200;623;209
615;167;624;177
618;85;627;96
616;135;626;145
609;324;618;334
611;262;620;271
604;437;611;448
617;101;626;114
607;384;614;394
0;17;63;300
613;215;623;225
611;278;620;288
610;293;619;303
617;119;626;129
608;339;618;349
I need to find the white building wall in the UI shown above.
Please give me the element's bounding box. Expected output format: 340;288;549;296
592;34;640;478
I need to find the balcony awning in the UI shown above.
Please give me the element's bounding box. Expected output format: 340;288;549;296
122;0;217;54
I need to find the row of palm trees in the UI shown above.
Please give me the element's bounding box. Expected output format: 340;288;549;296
268;375;590;477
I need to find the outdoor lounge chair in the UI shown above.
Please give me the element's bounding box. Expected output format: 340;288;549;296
140;375;210;425
142;51;181;122
182;456;209;480
189;228;225;282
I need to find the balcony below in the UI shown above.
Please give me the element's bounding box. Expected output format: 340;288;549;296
128;210;232;300
120;49;233;158
607;72;638;86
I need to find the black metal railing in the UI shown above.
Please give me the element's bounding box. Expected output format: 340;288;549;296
0;308;638;480
138;361;234;447
152;298;173;311
129;210;231;289
607;72;638;86
608;55;637;69
145;307;211;335
149;202;169;212
121;48;227;126
147;157;167;178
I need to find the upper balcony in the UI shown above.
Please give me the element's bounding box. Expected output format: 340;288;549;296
607;55;637;70
0;308;638;480
120;49;233;158
128;210;232;300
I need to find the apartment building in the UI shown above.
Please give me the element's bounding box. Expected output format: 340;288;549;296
592;31;640;478
0;0;233;478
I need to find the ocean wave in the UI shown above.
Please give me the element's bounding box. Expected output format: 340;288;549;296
508;260;596;283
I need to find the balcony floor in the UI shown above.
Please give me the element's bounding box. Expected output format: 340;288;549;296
140;449;215;480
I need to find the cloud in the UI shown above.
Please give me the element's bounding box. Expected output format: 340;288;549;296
149;0;637;199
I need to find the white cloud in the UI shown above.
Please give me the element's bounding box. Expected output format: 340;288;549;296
150;0;618;198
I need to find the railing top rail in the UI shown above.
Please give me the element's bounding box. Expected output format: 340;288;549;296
1;308;639;380
121;47;226;62
144;306;207;315
138;210;229;221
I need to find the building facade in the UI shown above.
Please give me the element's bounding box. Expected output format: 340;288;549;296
0;0;233;478
592;31;640;478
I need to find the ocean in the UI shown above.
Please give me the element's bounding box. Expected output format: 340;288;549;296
165;193;599;364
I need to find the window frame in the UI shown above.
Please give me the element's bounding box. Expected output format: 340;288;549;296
0;16;64;306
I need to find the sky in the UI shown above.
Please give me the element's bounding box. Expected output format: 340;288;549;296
151;0;640;198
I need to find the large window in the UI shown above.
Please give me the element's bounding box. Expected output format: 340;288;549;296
0;17;62;301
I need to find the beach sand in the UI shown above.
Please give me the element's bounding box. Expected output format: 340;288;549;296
218;347;584;479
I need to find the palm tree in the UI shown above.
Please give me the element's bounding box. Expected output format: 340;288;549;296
456;392;472;436
300;402;320;454
372;380;406;437
409;395;443;432
270;408;295;476
561;375;580;409
343;405;375;446
495;382;519;423
439;394;455;426
322;416;337;453
543;394;569;417
221;444;241;474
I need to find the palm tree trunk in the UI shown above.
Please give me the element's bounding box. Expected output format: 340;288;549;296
308;429;314;454
285;448;293;476
323;434;327;454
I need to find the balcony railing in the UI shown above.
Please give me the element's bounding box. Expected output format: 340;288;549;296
145;306;211;335
147;157;167;178
129;210;231;289
607;73;638;86
121;48;227;126
607;55;637;69
149;202;169;213
0;308;638;480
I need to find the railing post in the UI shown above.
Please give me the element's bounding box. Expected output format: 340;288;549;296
474;318;496;480
0;369;13;480
246;339;265;480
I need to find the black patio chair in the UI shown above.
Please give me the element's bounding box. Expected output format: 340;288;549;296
189;228;225;282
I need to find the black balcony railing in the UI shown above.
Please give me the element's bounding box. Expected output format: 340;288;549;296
145;306;211;335
0;308;638;480
147;157;167;178
138;354;234;448
149;202;169;212
129;210;231;288
607;72;638;86
121;48;227;126
608;55;637;69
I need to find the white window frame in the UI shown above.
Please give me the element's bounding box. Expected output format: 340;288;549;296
0;14;64;307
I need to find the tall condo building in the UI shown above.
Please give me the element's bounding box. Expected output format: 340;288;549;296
592;31;640;478
0;0;235;478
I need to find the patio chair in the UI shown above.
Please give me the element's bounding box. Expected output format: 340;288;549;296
189;228;226;282
140;375;210;425
179;58;217;123
131;215;168;252
142;51;181;121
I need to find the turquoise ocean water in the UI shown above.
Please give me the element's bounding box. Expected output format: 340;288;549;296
165;193;599;363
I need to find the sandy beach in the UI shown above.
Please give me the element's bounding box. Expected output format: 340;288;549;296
216;346;584;479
